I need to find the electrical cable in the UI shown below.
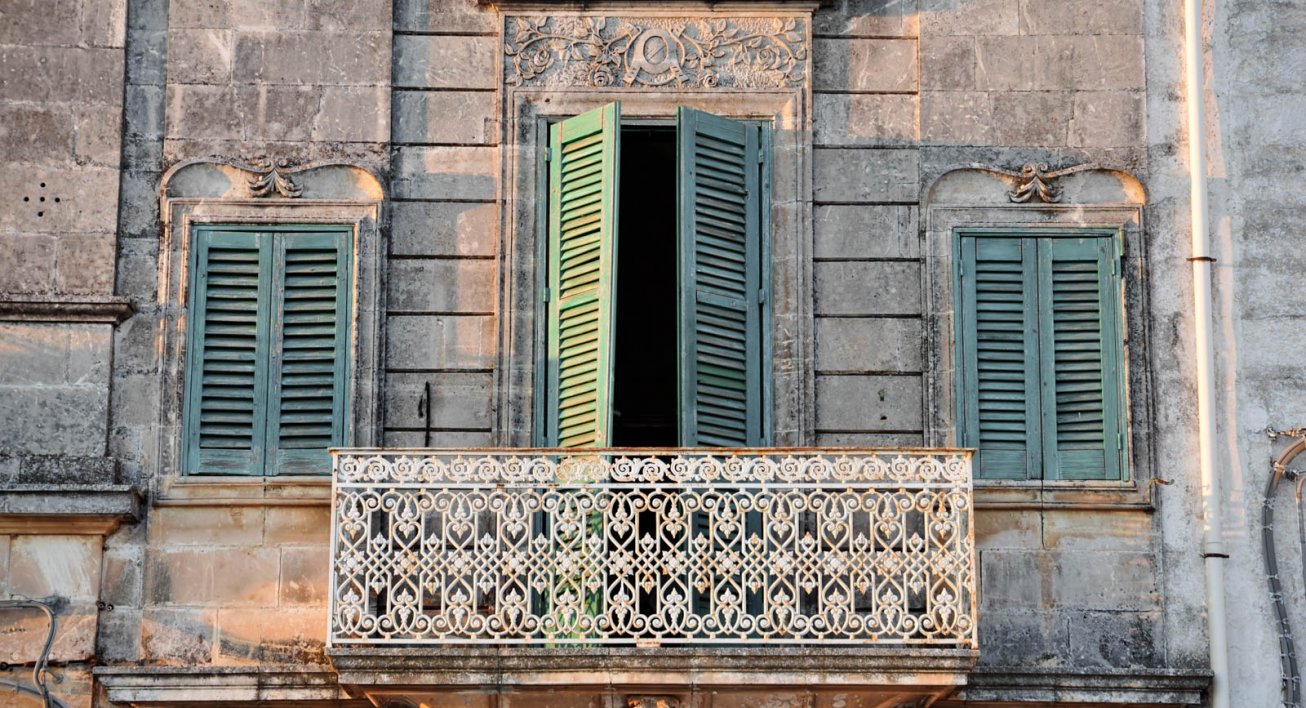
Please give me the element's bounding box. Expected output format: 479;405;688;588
1264;429;1306;708
0;599;60;708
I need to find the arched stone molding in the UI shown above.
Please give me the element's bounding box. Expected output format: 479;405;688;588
150;158;386;505
923;163;1153;509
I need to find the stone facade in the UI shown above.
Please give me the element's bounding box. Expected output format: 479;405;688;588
0;0;1302;706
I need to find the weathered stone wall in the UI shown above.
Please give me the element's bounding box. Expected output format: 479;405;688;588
0;3;129;705
0;0;127;467
93;0;393;701
812;0;925;448
383;0;500;449
7;0;1302;704
1201;0;1306;703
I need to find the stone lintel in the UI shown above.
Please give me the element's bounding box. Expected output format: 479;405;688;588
94;666;362;706
329;646;979;690
0;293;135;325
951;666;1212;706
0;485;142;535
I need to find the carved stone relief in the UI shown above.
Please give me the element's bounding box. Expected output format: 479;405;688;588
626;697;682;708
504;16;809;89
971;162;1100;204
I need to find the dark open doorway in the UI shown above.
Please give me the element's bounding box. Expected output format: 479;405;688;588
611;126;678;447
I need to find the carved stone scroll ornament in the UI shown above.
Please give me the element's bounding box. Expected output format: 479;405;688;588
244;156;303;198
627;697;682;708
971;162;1100;204
504;16;809;89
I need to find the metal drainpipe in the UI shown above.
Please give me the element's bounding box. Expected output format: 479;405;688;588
1182;0;1229;705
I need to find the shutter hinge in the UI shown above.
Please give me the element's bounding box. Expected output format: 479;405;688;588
542;287;551;303
1117;432;1124;450
758;287;767;304
543;147;552;163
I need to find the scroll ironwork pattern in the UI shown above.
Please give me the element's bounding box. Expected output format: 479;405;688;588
330;449;975;646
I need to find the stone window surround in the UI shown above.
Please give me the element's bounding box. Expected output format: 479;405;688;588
152;159;385;507
499;90;812;447
497;62;815;447
923;169;1153;510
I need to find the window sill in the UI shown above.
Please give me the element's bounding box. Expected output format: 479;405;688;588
155;475;332;507
974;479;1154;511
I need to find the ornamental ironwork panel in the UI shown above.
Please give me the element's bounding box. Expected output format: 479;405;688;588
329;449;975;646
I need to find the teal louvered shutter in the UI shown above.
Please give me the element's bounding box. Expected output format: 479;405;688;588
546;103;621;448
183;229;272;475
676;107;765;447
1036;236;1125;481
266;229;351;474
959;236;1042;480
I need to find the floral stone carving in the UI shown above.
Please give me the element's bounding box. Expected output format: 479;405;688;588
504;16;809;89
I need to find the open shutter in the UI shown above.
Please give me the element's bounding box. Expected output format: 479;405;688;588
1037;236;1125;481
676;107;764;447
184;228;271;475
546;103;621;448
959;236;1042;480
266;229;351;475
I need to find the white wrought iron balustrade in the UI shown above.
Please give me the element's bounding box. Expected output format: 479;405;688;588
329;448;975;647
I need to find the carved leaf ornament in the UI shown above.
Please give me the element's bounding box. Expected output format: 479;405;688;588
505;16;809;89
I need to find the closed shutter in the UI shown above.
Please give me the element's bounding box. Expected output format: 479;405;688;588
546;103;621;448
959;236;1042;480
676;107;765;447
266;229;351;474
184;229;272;475
1037;236;1125;481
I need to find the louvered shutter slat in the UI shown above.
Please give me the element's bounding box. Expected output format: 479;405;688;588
1038;237;1124;481
267;230;350;474
960;236;1042;479
677;107;764;447
546;103;621;448
185;230;271;474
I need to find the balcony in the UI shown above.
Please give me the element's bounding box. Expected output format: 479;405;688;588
328;448;977;707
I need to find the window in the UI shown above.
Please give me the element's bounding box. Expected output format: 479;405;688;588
540;102;770;448
182;224;352;475
955;229;1127;481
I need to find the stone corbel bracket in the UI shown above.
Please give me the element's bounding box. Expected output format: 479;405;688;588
970;162;1101;204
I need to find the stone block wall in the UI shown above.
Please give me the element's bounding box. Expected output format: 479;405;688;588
131;507;331;666
384;0;500;449
0;0;125;296
0;0;127;470
8;0;1296;704
811;0;925;448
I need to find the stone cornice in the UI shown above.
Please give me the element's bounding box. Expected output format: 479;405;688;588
0;485;142;535
94;666;356;706
0;293;135;325
955;666;1211;706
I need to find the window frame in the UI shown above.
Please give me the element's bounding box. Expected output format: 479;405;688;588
499;90;812;449
951;226;1129;484
153;159;384;502
529;112;776;447
180;223;355;477
923;188;1153;510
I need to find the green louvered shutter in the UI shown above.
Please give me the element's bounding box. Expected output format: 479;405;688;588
676;107;765;447
183;229;272;475
266;229;351;474
546;103;621;448
1037;236;1125;481
959;236;1042;480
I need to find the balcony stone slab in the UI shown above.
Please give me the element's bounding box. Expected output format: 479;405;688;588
331;646;977;707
